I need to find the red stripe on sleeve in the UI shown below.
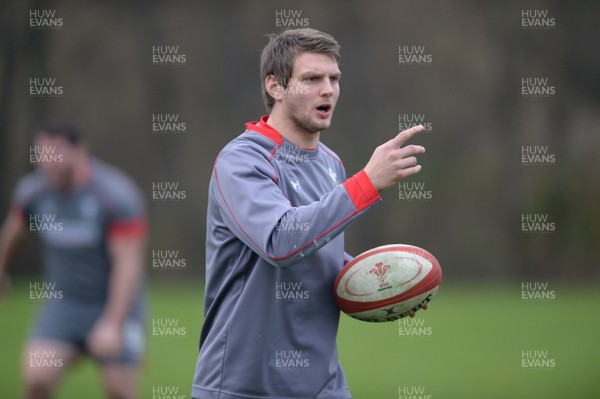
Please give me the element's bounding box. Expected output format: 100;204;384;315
107;218;148;238
342;170;381;211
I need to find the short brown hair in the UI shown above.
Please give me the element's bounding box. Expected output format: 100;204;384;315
39;120;84;146
260;28;341;111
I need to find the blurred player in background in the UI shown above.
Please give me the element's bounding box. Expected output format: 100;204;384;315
0;121;147;399
192;28;426;399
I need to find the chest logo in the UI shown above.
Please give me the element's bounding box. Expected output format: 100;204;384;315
328;168;338;185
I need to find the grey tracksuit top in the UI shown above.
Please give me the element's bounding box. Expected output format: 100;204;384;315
193;116;381;399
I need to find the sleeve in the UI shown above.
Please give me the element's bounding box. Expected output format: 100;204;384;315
10;174;40;224
105;178;148;239
213;146;381;268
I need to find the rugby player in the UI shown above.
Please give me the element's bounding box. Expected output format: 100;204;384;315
192;28;426;399
0;122;147;399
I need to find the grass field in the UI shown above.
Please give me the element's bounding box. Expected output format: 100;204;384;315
1;280;599;399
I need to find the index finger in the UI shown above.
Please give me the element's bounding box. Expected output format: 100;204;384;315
391;124;425;147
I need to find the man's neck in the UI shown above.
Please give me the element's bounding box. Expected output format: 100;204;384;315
61;157;91;192
266;111;320;149
76;157;91;186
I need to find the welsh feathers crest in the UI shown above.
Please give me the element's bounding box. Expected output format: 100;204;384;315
369;262;392;291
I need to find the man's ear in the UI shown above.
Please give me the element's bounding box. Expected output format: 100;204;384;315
265;75;284;102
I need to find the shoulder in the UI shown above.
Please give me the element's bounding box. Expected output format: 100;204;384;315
211;130;284;191
216;131;279;171
318;141;343;165
92;159;142;195
12;170;49;206
89;159;145;214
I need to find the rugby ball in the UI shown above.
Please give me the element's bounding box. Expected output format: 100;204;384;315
334;244;442;322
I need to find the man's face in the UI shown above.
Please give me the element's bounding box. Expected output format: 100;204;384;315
34;133;81;189
279;52;341;136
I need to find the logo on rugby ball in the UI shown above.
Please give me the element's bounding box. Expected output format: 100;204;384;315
369;262;392;291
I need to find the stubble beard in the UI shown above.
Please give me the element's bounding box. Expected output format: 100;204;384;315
288;107;331;137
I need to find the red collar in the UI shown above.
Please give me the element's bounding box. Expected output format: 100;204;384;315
245;115;284;145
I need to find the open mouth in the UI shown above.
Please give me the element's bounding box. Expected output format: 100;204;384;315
316;104;332;114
